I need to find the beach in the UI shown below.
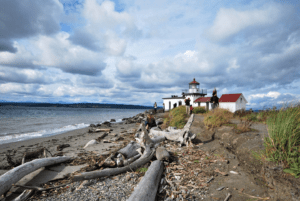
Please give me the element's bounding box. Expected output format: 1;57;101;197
0;110;154;200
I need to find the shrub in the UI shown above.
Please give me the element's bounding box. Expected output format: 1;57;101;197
161;106;187;129
169;106;188;129
192;106;206;114
264;106;300;178
204;108;233;129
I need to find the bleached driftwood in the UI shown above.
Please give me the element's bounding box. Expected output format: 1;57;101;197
118;141;141;158
123;154;141;166
149;114;196;146
12;189;34;201
93;128;112;132
83;139;98;149
156;147;170;161
0;156;71;197
136;124;166;149
103;154;116;167
72;148;155;181
127;160;164;201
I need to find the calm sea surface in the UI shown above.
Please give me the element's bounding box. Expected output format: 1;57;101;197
0;106;146;145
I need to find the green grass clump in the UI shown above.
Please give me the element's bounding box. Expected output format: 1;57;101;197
192;106;206;114
168;106;188;129
136;167;148;173
264;106;300;178
204;108;233;129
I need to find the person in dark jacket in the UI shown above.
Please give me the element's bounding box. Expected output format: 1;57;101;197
145;113;156;130
185;98;191;115
210;88;219;110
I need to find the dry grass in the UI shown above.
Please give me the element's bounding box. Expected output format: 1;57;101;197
204;108;233;129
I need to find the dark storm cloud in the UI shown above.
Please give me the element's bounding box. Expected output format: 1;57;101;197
59;60;107;76
0;0;62;52
68;29;103;51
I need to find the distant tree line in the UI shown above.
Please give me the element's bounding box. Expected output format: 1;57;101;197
0;102;154;109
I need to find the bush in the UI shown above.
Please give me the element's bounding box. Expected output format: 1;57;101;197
264;106;300;178
192;106;206;114
169;106;188;129
204;108;233;129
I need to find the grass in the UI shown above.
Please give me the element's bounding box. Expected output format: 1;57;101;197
203;108;233;129
161;106;188;129
192;106;207;114
136;167;148;173
264;105;300;178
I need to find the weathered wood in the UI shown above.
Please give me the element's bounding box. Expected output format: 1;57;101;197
118;141;141;158
123;154;141;166
0;156;71;197
83;139;98;149
93;128;112;132
127;160;164;201
156;147;170;161
149;114;195;146
72;148;155;181
12;189;34;201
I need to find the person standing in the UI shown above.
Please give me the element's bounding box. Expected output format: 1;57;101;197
163;103;165;113
154;102;157;114
185;98;191;115
210;88;219;110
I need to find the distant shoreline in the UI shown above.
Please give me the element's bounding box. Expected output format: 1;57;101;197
0;102;154;109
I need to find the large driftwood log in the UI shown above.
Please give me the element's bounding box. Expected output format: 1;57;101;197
0;156;71;197
72;148;155;181
127;160;164;201
118;141;141;158
123;154;141;166
12;189;34;201
149;114;195;146
156;147;170;161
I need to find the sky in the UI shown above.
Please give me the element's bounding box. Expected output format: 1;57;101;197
0;0;299;109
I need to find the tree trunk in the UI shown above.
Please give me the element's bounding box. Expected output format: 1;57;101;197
0;156;71;197
149;114;195;146
156;147;170;161
72;148;155;182
118;141;141;158
127;160;163;201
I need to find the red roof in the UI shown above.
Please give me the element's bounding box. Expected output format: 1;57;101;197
219;93;242;102
189;78;199;84
194;97;211;102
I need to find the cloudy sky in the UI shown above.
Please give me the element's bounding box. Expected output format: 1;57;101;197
0;0;299;109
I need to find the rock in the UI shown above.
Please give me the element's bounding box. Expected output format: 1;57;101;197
90;124;96;127
57;144;70;151
96;123;101;127
110;119;116;122
102;121;111;127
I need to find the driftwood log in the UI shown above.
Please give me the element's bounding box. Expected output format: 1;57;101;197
127;160;164;201
118;141;141;158
156;147;170;161
149;114;195;146
72;148;155;181
0;156;71;197
83;139;98;149
12;189;34;201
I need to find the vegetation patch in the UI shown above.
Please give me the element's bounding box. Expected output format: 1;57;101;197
162;106;188;129
192;106;206;114
264;106;300;178
203;108;233;129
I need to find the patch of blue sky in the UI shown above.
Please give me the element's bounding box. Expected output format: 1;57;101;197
60;0;84;14
60;23;72;33
160;40;196;57
110;0;125;12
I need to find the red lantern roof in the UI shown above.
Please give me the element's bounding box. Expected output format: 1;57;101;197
219;93;242;102
194;97;211;102
189;78;199;84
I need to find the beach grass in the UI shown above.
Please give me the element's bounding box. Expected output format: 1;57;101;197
203;108;233;129
264;104;300;178
161;106;188;129
192;106;206;114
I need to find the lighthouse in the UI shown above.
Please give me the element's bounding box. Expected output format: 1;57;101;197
162;78;207;111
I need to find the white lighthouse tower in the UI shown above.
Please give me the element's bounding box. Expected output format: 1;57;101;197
162;78;207;111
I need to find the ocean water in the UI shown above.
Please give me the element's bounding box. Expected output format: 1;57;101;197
0;106;146;145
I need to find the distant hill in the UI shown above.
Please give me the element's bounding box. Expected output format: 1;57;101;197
0;102;154;109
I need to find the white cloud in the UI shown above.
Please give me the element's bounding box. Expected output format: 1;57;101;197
249;91;281;100
207;3;286;41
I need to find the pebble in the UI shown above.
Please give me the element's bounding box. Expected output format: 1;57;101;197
28;173;140;201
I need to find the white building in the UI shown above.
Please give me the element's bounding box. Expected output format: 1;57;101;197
162;78;207;111
194;97;212;111
218;93;248;113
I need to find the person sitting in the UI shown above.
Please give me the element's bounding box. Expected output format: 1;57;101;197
190;106;193;115
145;113;156;130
